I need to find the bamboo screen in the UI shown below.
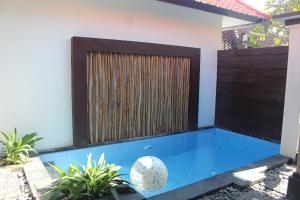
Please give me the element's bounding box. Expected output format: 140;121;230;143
87;52;191;144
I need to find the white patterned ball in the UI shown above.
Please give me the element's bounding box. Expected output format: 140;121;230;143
130;156;168;192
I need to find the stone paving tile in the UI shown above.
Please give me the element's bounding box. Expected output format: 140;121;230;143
273;165;296;177
199;185;287;200
0;172;20;200
199;186;242;200
198;164;295;200
249;184;287;200
0;168;33;200
17;170;34;200
259;170;289;195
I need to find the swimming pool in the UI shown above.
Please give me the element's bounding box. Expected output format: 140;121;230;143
40;128;279;198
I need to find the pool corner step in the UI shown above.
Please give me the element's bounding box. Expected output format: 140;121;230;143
233;168;267;185
232;155;291;188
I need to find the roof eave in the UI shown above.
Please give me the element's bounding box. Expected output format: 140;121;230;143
285;18;300;26
157;0;265;23
273;12;300;26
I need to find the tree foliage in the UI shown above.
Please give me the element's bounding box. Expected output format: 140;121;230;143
247;0;300;48
265;0;300;15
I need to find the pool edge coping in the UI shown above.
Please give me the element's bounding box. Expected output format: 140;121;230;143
25;154;290;200
23;157;53;200
148;154;291;200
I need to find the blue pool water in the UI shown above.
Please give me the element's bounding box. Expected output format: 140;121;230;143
40;128;279;198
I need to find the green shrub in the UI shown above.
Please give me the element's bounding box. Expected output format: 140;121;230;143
0;128;42;165
44;153;134;200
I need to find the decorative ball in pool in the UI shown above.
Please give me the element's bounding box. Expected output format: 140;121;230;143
130;156;168;192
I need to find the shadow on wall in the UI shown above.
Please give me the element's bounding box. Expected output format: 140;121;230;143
13;0;221;28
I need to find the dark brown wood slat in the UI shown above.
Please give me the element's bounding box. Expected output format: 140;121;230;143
218;54;288;62
216;82;286;101
215;114;282;141
218;46;288;56
216;95;284;122
218;62;288;69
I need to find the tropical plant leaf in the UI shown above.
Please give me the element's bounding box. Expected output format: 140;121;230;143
46;153;134;200
109;187;120;200
21;133;43;147
0;128;42;166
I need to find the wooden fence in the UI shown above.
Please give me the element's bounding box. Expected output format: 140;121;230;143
216;47;289;141
87;52;190;144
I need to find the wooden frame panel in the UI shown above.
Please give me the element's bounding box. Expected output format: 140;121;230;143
71;37;200;147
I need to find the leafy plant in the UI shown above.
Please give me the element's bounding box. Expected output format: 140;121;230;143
0;128;42;165
44;153;134;200
247;0;300;48
247;24;267;48
265;0;300;15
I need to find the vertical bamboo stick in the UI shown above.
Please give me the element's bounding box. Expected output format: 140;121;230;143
87;52;191;144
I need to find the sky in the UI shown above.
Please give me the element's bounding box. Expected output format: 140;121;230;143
242;0;267;12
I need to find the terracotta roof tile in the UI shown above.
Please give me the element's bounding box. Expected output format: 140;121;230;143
195;0;271;19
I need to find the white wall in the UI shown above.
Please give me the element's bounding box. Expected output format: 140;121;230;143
280;24;300;159
222;16;252;28
0;0;222;150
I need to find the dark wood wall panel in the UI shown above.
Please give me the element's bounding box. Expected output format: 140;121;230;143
216;47;289;141
71;37;200;147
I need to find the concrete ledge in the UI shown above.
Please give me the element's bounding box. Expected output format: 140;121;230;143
0;164;23;172
23;157;53;200
102;192;145;200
